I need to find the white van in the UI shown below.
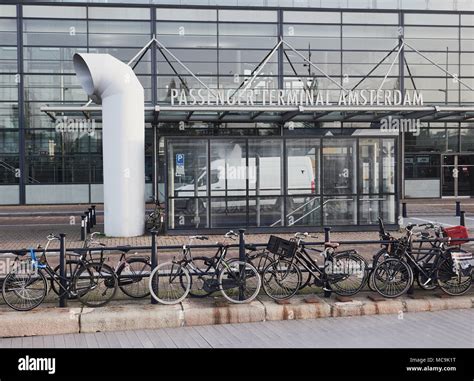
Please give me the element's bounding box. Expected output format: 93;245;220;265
174;156;315;212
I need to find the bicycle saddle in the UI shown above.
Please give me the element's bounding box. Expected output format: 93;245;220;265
191;236;208;240
324;242;340;249
12;249;28;256
71;248;88;256
116;245;131;253
245;244;258;251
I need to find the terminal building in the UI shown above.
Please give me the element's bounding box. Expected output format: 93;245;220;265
0;0;473;233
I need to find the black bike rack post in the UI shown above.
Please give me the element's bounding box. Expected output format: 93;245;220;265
238;229;246;302
80;215;86;241
150;230;158;305
402;202;408;218
59;233;67;308
91;205;97;225
456;201;461;217
324;227;331;243
84;210;91;234
460;211;466;227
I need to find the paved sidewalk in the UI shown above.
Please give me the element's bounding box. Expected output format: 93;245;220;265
0;291;472;338
0;308;472;348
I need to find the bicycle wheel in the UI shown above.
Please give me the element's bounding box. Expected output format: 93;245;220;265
2;270;47;311
262;259;302;300
368;249;389;292
73;262;117;307
116;257;151;298
51;259;81;297
218;261;261;304
187;256;216;298
372;258;413;298
149;261;190;304
436;256;472;296
416;264;437;291
248;252;275;274
327;251;369;296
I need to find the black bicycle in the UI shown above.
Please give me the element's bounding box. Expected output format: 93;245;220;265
262;233;369;300
148;232;261;304
372;223;472;298
145;197;165;233
50;232;151;299
2;235;117;311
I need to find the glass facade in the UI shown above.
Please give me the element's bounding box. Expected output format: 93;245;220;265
167;137;396;230
0;1;473;230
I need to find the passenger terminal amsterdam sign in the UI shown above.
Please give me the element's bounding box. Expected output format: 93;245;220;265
170;89;424;107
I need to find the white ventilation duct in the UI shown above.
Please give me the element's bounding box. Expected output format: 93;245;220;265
73;53;145;237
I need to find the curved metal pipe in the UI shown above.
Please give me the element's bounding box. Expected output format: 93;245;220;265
73;53;145;237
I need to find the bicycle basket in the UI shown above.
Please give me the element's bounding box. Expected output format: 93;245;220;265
266;235;297;258
450;250;473;276
443;225;469;246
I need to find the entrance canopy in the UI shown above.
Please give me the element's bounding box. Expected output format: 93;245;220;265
40;104;474;124
40;36;474;124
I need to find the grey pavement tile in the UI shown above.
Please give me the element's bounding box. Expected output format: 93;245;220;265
71;333;88;348
93;332;111;349
113;331;133;348
124;330;145;349
83;332;100;348
134;330;155;348
0;338;12;348
53;335;66;348
10;337;24;348
60;334;76;348
103;331;122;348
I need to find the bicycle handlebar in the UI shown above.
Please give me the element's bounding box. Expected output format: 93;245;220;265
294;232;318;239
224;230;238;239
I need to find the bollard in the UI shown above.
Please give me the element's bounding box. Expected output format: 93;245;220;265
402;202;408;218
88;207;94;228
80;215;86;241
456;201;461;217
59;233;67;307
324;227;331;243
460;211;465;227
150;230;158;305
85;211;91;234
238;229;246;301
91;205;97;225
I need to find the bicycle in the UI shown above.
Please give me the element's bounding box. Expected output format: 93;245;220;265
145;197;165;233
261;233;369;300
369;218;452;292
371;223;472;298
50;232;151;299
185;231;272;299
2;235;118;311
148;232;261;305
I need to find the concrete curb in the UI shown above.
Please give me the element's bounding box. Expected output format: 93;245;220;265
0;293;472;338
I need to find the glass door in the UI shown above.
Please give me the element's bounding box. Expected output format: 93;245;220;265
442;154;455;197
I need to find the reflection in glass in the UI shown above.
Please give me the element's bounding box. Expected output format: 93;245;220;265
359;195;395;224
323;196;357;225
323;139;357;195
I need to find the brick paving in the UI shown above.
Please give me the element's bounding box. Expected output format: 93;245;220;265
0;199;472;260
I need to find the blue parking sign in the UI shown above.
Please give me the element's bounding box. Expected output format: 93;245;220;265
176;153;185;176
